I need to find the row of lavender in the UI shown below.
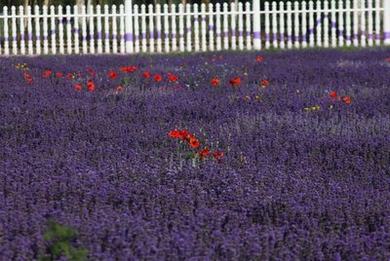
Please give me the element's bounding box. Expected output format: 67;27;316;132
0;49;390;259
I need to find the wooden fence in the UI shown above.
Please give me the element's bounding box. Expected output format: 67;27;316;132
0;0;389;55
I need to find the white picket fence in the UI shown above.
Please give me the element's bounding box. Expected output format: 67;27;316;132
0;0;389;56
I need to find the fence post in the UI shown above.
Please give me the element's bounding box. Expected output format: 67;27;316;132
125;0;134;53
385;0;390;45
253;0;261;49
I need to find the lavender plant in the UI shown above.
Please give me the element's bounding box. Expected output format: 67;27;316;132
0;48;389;260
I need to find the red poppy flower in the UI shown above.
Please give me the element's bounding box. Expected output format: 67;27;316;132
86;67;96;77
260;79;270;88
74;83;82;92
24;72;33;84
107;70;118;80
189;137;200;149
168;129;181;139
199;147;210;159
256;55;264;62
120;66;137;73
115;85;124;93
213;151;224;160
342;95;352;105
55;72;64;78
229;77;241;87
154;74;163;82
210;77;220;87
329;91;337;98
179;129;190;141
385;57;390;63
167;73;178;82
143;71;151;79
87;79;95;92
67;72;74;81
42;69;52;78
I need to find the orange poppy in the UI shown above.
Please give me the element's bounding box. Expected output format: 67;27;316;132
107;70;118;80
66;73;73;80
74;83;82;92
189;137;200;149
260;79;270;88
329;91;337;98
199;147;210;159
42;69;52;78
154;74;163;82
115;85;124;93
24;72;33;84
213;151;224;160
256;55;264;62
86;67;96;77
87;79;95;92
168;129;181;139
167;73;178;82
120;66;137;73
179;129;190;141
342;95;352;105
210;77;220;87
229;77;241;87
143;71;151;79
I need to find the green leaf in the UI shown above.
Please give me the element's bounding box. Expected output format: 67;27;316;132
69;248;89;261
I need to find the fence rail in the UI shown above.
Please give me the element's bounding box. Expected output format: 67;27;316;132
0;0;389;56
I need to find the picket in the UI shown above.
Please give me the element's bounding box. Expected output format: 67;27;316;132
301;1;307;48
338;0;344;47
245;2;251;50
294;1;300;48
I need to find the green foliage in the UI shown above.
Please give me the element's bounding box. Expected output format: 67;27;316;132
38;220;88;261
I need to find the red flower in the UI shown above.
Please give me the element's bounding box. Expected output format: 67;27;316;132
154;74;163;82
260;79;270;88
329;91;337;98
24;72;33;84
73;83;82;92
87;79;95;92
229;77;241;87
342;95;352;105
179;129;190;141
115;85;124;93
86;67;96;77
256;55;265;62
108;70;118;80
120;66;137;73
189;137;200;149
143;71;151;79
210;77;220;87
67;72;75;81
42;69;52;78
213;151;224;161
199;147;210;159
385;57;390;63
168;129;182;139
167;73;178;82
55;72;64;78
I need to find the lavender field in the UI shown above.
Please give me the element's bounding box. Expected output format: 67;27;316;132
0;49;390;260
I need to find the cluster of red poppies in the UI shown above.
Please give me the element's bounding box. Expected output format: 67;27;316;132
211;76;270;89
40;68;98;92
168;129;224;161
329;90;352;105
142;71;179;83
